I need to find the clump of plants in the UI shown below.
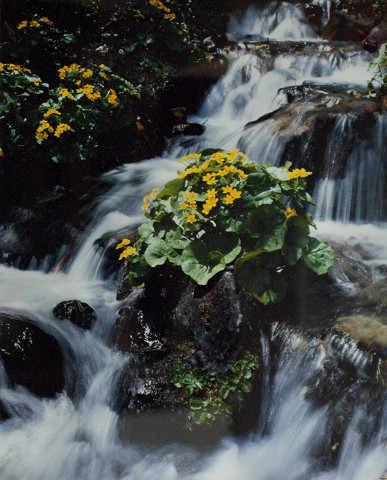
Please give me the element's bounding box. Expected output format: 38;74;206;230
170;350;259;427
117;148;334;305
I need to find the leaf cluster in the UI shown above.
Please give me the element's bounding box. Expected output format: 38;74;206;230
123;149;334;304
170;351;259;427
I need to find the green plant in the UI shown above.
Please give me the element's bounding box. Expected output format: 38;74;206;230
366;42;387;98
35;63;140;162
0;62;47;159
118;149;334;304
170;351;259;427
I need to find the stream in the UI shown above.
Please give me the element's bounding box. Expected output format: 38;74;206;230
0;2;386;479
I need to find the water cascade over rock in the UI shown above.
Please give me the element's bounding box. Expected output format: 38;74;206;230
0;1;386;479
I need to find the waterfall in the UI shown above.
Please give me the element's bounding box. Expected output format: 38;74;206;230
0;1;387;479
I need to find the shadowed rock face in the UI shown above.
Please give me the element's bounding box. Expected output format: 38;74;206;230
53;300;96;330
0;314;65;398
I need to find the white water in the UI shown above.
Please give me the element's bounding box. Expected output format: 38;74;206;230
1;2;387;479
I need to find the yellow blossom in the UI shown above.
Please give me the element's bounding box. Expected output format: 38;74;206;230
17;21;28;30
222;185;233;194
224;195;235;205
30;20;40;27
177;153;201;164
83;69;93;79
186;214;196;224
143;195;150;202
164;13;176;19
59;88;74;99
41;17;53;25
43;109;61;118
238;169;248;179
87;91;102;101
180;203;188;210
287;168;312;179
284;207;297;218
355;93;361;99
116;238;130;249
33;79;42;86
152;188;159;192
205;189;217;198
206;197;218;208
0;148;4;156
119;247;136;260
230;188;241;199
100;72;109;81
142;203;150;210
54;123;71;137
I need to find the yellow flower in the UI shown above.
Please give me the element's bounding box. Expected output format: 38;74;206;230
202;205;211;215
54;123;71;137
87;91;101;101
116;238;130;249
205;189;217;198
30;20;40;27
59;88;74;99
186;214;196;224
287;168;312;179
180;203;188;210
33;79;42;86
41;17;53;25
355;93;361;99
164;13;176;20
142;203;150;210
222;185;233;194
284;207;297;218
152;188;159;192
83;69;93;79
224;195;234;205
179;172;187;179
119;247;136;260
108;89;119;107
143;195;150;202
100;72;109;81
43;109;61;118
0;148;4;156
230;188;241;199
203;173;217;185
177;153;201;164
206;197;218;208
150;191;158;198
17;21;28;30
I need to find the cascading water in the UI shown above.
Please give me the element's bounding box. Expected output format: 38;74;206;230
1;2;387;479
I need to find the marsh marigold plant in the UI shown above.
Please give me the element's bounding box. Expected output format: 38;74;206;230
118;148;334;304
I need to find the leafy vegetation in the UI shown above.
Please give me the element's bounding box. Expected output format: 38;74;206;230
170;350;259;427
118;149;334;305
366;42;387;98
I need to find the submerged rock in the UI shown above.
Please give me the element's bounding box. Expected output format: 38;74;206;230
0;314;65;398
53;300;96;330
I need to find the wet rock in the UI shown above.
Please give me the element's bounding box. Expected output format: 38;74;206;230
171;123;205;137
0;314;64;398
363;22;387;53
53;300;96;330
323;11;373;42
335;314;387;359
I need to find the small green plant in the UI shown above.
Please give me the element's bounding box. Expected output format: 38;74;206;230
0;62;47;159
118;149;334;304
366;42;387;98
170;351;259;427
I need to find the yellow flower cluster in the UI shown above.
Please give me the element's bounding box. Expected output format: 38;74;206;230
0;63;32;74
43;109;61;118
177;153;201;164
36;119;54;139
83;69;93;79
149;0;176;20
54;123;71;137
284;207;297;218
0;148;4;157
77;84;101;101
59;88;74;99
287;168;312;179
222;185;242;205
17;17;53;29
116;238;136;260
108;89;119;107
58;64;82;80
141;188;159;210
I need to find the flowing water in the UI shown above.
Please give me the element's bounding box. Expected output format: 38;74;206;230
1;2;387;479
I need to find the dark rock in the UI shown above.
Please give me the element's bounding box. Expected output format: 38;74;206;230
53;300;96;330
171;123;205;137
363;22;387;53
323;11;373;42
0;314;65;398
302;3;324;29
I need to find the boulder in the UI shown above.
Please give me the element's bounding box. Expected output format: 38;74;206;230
171;123;205;137
323;11;373;42
0;314;65;398
334;314;387;359
53;300;96;330
363;22;387;53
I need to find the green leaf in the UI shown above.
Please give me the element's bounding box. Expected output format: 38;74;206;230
246;205;287;252
282;216;310;266
138;222;155;243
201;232;241;264
181;240;226;285
157;178;185;200
144;238;171;267
189;398;204;410
262;165;290;182
303;238;334;275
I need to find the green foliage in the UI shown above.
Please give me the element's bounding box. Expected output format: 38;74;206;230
170;351;259;427
120;149;334;305
366;43;387;98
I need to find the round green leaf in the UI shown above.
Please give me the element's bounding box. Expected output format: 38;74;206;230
201;232;241;264
246;205;287;252
144;238;171;267
181;240;226;285
303;238;334;275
